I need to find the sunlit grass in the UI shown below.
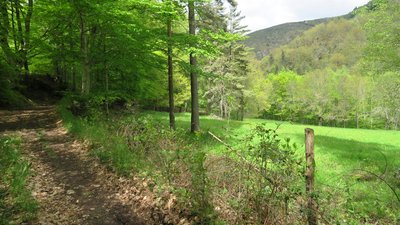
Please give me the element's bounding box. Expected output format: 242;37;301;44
0;135;38;224
59;104;400;222
149;111;400;222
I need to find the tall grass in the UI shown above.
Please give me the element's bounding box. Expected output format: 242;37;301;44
0;135;37;224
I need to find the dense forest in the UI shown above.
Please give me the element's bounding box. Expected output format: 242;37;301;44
0;0;250;131
1;0;399;130
0;0;399;224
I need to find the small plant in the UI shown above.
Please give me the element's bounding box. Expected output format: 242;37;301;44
243;124;304;223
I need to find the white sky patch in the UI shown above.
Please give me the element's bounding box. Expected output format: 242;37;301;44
235;0;370;32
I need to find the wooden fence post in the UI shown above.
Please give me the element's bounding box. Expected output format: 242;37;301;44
305;128;317;225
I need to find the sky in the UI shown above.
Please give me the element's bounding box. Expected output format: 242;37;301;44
235;0;370;32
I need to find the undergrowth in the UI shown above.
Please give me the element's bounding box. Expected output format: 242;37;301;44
58;97;140;176
58;95;311;224
0;135;37;225
58;96;217;223
58;96;400;224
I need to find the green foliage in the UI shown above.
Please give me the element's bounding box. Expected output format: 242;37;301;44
0;58;30;108
362;0;400;74
264;18;365;74
59;99;219;223
244;18;332;59
241;124;303;223
244;1;400;130
0;136;38;224
150;111;400;223
187;150;216;223
372;72;400;129
58;97;139;176
202;4;249;120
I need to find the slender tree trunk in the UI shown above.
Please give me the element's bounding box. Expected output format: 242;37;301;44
15;0;23;50
239;90;245;121
167;18;175;130
90;25;97;88
10;1;18;52
72;66;76;91
103;36;109;115
356;111;359;129
79;13;90;94
23;0;33;75
0;1;15;68
220;96;224;118
188;0;199;132
15;0;24;75
69;32;76;91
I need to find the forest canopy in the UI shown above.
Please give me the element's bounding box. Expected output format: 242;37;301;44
0;0;399;129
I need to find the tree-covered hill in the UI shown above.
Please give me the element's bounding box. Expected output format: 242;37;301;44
245;0;400;130
244;10;361;59
244;18;329;59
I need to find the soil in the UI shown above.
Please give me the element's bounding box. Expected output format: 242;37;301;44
0;107;189;225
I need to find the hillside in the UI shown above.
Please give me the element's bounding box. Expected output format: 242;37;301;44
245;14;354;59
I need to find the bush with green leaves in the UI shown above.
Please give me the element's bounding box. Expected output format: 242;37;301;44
208;124;305;224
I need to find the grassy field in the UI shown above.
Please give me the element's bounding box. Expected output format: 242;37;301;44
148;111;400;222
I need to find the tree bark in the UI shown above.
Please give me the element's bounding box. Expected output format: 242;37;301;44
10;1;18;52
15;0;23;52
188;0;199;132
239;90;245;121
79;12;90;94
0;1;15;68
167;18;175;130
355;109;359;129
103;36;109;115
23;0;33;74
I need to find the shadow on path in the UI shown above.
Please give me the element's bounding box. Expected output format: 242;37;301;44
0;107;148;225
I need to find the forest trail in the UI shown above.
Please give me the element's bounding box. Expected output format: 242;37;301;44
0;107;175;225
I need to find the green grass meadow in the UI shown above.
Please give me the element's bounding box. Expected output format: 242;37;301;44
149;111;400;222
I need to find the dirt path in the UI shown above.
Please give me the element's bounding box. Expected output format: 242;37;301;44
0;107;187;225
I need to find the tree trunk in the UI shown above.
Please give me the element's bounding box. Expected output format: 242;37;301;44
10;1;18;52
69;31;76;91
188;0;199;132
79;13;90;94
0;1;16;68
15;0;24;75
355;111;359;129
15;0;23;51
72;66;76;91
167;18;175;130
239;90;245;121
23;0;33;75
103;37;109;116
